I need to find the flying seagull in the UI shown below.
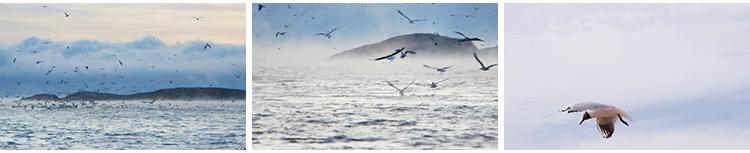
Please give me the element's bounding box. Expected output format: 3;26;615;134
234;74;241;78
204;43;212;50
386;81;415;96
400;50;416;59
560;102;634;139
372;47;404;62
43;5;48;9
258;4;265;11
473;52;497;71
287;4;291;9
316;27;340;39
192;16;204;20
118;60;123;66
423;64;455;74
429;77;449;88
64;12;69;17
276;32;286;37
397;10;427;24
454;31;484;43
428;36;438;45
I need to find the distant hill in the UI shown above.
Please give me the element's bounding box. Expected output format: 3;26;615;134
327;33;497;60
21;87;245;101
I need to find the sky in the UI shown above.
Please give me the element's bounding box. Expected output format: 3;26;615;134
251;3;498;66
506;3;750;149
0;3;246;99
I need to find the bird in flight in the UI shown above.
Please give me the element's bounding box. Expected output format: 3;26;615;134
234;74;241;78
454;31;484;43
428;36;438;45
423;64;455;74
204;43;212;50
118;60;123;66
560;102;634;139
429;77;449;88
397;10;427;24
276;32;286;37
386;81;415;96
372;47;404;62
64;12;69;18
473;52;497;71
258;4;265;11
316;27;341;39
400;50;416;59
192;16;204;20
42;5;48;9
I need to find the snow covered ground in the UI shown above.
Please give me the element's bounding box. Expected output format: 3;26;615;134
251;61;498;150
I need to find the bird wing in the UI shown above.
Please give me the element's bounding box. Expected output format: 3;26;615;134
386;81;400;90
474;52;485;68
443;64;455;69
560;102;615;113
397;10;411;21
437;77;450;83
329;27;340;34
468;38;484;42
404;51;416;55
402;81;415;90
276;32;281;37
373;49;403;60
429;36;436;42
118;60;123;66
596;116;618;139
454;31;467;38
423;64;437;69
485;64;498;69
413;18;427;22
316;33;326;35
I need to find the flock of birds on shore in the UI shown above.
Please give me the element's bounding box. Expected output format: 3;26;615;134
2;4;240;105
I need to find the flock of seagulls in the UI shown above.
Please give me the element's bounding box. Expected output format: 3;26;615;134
560;102;634;139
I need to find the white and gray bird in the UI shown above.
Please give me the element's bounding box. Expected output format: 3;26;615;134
474;52;497;71
192;16;204;20
560;102;634;139
316;27;341;39
423;64;455;74
64;12;69;18
276;32;286;37
372;47;404;62
386;81;414;96
454;31;484;44
397;10;427;24
429;77;449;88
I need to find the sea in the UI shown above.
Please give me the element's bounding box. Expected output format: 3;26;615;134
251;61;498;150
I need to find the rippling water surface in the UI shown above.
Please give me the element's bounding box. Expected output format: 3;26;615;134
0;100;246;150
252;64;498;150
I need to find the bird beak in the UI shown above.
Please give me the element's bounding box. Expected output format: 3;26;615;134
579;112;592;125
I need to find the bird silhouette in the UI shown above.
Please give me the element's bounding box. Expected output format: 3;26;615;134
430;77;450;88
64;12;69;17
454;31;484;43
316;27;340;39
429;36;438;45
387;81;415;96
400;50;416;59
423;64;455;74
372;47;404;62
276;32;286;37
118;60;123;66
192;16;204;20
204;43;212;50
397;10;427;24
474;52;497;71
258;4;265;11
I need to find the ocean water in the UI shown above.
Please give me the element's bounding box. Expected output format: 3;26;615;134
0;100;246;150
251;62;498;150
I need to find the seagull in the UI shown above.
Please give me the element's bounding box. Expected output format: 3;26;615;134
276;32;286;37
43;5;48;9
204;43;212;50
192;16;204;20
234;74;241;78
400;50;416;59
316;27;340;39
118;60;123;66
430;77;449;88
423;64;455;74
397;10;427;24
287;4;291;9
386;81;415;96
258;4;265;12
474;52;497;71
64;12;69;17
372;47;404;62
428;36;438;45
13;57;16;63
454;31;484;43
85;66;89;70
560;102;634;139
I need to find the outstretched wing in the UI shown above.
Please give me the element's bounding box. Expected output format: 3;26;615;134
373;49;403;61
459;38;484;42
412;18;427;22
402;81;415;90
442;64;456;69
429;36;436;42
397;10;411;21
454;31;467;38
386;81;400;90
597;116;618;139
329;27;339;34
316;33;326;35
437;77;450;83
423;64;437;69
403;51;416;55
485;64;498;69
473;52;485;68
560;102;615;113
